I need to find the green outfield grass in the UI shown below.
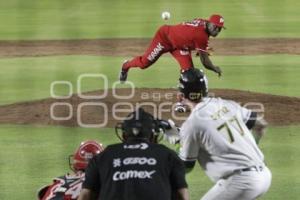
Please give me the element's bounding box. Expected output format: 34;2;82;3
0;125;299;200
0;54;299;105
0;0;299;40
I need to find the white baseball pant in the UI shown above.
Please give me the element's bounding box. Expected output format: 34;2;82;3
201;166;272;200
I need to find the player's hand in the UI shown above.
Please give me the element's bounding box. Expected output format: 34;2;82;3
213;66;222;77
174;102;187;113
163;119;180;145
206;47;214;56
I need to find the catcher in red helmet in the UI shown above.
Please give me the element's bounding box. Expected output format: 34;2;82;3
37;140;104;200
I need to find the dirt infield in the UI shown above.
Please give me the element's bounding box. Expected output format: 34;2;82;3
0;38;300;58
0;88;299;127
0;38;299;127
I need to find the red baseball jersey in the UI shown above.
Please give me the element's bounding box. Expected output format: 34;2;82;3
167;18;209;52
38;172;84;200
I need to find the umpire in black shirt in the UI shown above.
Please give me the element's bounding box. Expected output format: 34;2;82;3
78;108;188;200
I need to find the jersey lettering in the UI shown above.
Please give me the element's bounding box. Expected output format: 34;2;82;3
41;174;84;200
123;143;149;150
211;106;230;120
64;181;83;199
183;19;204;27
44;179;65;200
217;117;245;143
113;170;156;181
147;43;164;61
123;157;157;165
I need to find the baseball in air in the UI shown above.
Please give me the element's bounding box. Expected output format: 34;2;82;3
161;11;171;20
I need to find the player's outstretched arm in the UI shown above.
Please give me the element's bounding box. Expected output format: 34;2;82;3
199;51;222;77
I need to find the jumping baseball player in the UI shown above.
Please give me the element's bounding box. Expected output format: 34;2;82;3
119;14;225;83
79;108;188;200
164;68;272;200
37;140;104;200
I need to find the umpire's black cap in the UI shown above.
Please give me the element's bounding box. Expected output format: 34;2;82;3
121;108;158;140
179;68;208;102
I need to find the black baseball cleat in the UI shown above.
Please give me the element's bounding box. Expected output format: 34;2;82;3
119;60;129;83
119;69;128;83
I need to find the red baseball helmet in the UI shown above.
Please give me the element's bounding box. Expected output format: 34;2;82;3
69;140;104;171
208;14;225;29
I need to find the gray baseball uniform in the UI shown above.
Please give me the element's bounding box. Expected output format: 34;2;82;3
179;97;271;200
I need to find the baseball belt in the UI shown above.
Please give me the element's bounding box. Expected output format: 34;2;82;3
237;165;264;173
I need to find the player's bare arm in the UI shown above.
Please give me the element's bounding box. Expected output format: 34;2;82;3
245;112;268;144
251;118;268;144
177;188;189;200
199;51;222;76
78;189;97;200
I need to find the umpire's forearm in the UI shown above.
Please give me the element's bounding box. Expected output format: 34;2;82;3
78;189;97;200
177;188;189;200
